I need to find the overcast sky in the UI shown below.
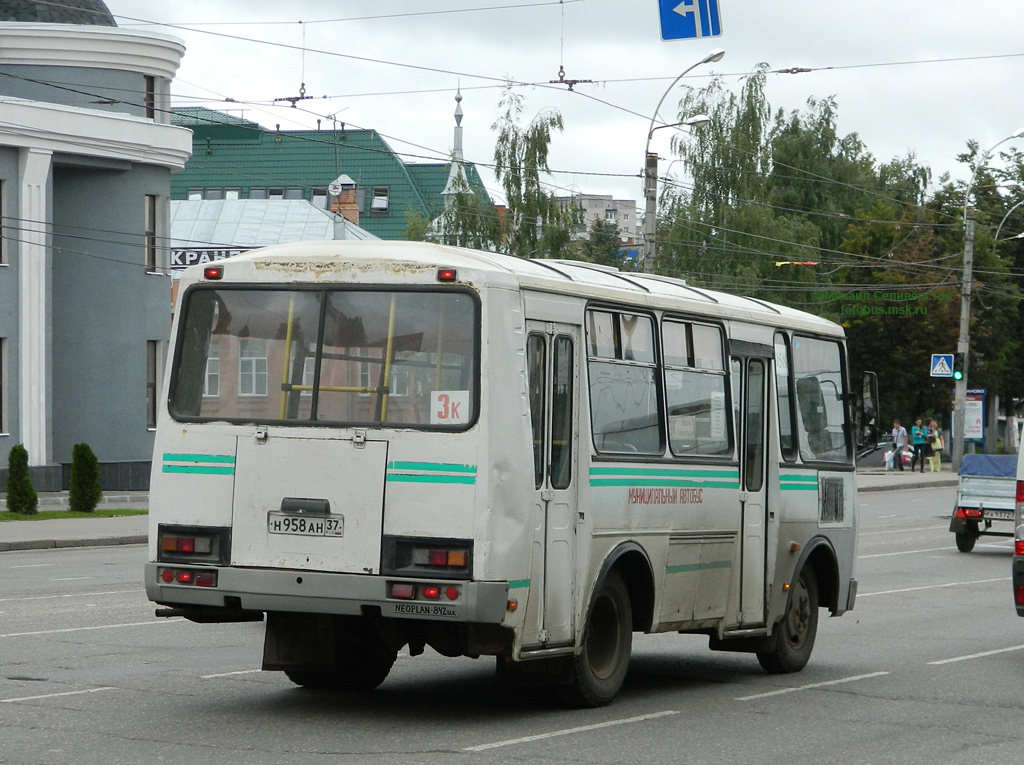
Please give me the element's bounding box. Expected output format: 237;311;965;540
116;0;1024;208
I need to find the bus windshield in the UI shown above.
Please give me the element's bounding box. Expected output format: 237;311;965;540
169;287;478;429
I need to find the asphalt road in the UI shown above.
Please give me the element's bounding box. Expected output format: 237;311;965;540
3;483;1023;764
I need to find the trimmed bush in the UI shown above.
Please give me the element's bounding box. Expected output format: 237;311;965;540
6;444;38;515
69;443;102;512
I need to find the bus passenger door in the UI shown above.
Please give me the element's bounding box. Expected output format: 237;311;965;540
523;322;579;649
733;356;769;626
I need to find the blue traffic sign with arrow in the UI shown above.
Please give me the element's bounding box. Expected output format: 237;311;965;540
659;0;723;41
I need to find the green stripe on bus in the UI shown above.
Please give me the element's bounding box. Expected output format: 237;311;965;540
781;484;818;491
590;478;740;489
590;467;738;478
780;474;817;483
666;560;733;574
163;453;235;464
388;461;477;474
387;474;476;485
509;579;531;589
162;465;235;475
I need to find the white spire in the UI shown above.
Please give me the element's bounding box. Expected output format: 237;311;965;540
443;86;470;200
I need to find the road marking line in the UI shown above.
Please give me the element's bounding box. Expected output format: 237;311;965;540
463;710;680;751
8;564;54;569
859;547;951;559
859;525;945;536
929;644;1024;665
0;589;138;603
1;687;116;703
202;669;262;679
735;671;889;701
52;577;94;582
859;577;1009;597
0;619;182;638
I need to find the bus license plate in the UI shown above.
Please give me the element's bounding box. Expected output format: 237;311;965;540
267;512;344;537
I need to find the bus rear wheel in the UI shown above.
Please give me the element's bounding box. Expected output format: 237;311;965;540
757;566;818;674
563;570;632;707
285;626;397;691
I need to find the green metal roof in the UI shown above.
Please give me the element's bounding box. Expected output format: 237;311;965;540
170;107;493;241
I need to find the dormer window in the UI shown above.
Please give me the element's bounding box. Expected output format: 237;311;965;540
371;186;390;213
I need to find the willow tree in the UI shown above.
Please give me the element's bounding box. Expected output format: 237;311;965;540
491;85;572;257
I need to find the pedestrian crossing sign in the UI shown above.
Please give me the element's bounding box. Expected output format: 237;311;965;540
930;353;954;377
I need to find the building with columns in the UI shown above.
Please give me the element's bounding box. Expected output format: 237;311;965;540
0;1;192;490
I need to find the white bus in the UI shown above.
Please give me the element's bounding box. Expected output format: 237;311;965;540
146;240;859;707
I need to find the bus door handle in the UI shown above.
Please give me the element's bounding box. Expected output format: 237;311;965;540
541;489;554;502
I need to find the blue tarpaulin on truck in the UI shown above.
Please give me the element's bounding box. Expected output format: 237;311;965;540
958;454;1017;478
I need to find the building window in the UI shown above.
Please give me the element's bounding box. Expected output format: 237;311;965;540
203;339;220;397
145;194;158;273
144;74;155;119
204;188;224;200
0;337;6;434
371;186;390;213
605;208;617;222
312;188;328;208
248;188;268;199
147;340;159;429
268;188;284;200
187;188;203;201
239;339;268;396
284;187;305;200
224;189;241;200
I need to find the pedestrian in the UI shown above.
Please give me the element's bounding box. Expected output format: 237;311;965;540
910;418;928;473
891;420;908;472
927;419;943;472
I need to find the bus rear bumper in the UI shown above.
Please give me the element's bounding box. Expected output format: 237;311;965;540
144;563;510;624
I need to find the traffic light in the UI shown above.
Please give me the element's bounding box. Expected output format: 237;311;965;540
952;352;965;381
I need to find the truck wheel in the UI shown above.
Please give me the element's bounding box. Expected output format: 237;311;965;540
955;531;977;553
757;567;818;674
562;570;632;707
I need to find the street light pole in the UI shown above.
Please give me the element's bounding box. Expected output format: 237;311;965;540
953;128;1024;469
642;48;724;274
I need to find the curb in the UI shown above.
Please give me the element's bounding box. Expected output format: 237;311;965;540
0;535;147;552
858;478;958;493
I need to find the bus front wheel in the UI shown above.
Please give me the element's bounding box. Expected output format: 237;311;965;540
757;566;818;674
563;570;632;707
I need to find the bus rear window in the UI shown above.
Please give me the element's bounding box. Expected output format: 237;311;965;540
169;287;478;429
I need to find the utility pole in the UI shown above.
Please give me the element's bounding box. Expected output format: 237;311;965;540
952;205;974;471
642;152;658;273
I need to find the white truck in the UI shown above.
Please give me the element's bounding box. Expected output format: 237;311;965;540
949;454;1017;553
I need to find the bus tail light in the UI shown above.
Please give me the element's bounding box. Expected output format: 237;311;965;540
1017;585;1024;607
158;567;218;588
382;536;472;580
387;582;461;602
157;525;230;565
1015;482;1024;557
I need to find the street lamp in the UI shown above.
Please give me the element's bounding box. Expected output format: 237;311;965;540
642;48;724;274
953;127;1024;469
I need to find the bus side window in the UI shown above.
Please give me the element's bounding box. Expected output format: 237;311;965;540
527;334;546;489
550;336;573;489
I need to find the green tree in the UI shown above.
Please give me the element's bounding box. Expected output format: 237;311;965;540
6;444;38;515
491;85;572;256
69;443;102;512
581;218;625;268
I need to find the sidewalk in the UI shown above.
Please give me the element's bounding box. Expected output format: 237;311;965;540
1;469;959;553
0;492;148;552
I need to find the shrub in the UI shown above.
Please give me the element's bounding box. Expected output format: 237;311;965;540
6;444;38;515
69;443;102;512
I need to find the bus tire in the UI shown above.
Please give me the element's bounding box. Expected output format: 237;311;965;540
285;631;397;691
562;570;632;707
757;566;818;674
955;530;977;553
